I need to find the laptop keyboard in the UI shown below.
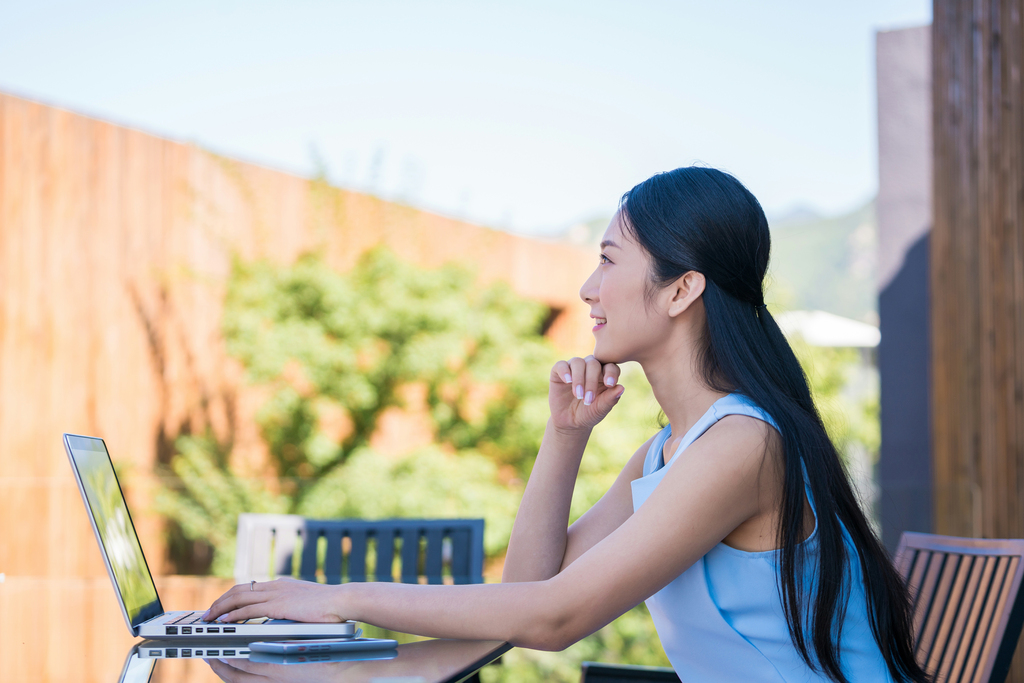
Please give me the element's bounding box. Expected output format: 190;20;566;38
168;612;270;625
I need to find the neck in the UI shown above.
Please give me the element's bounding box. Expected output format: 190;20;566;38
639;323;729;438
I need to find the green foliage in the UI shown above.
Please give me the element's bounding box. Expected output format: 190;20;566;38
789;337;880;465
158;247;555;574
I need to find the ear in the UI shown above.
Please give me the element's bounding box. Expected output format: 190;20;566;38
665;271;706;318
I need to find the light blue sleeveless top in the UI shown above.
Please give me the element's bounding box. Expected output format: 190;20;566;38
630;393;893;682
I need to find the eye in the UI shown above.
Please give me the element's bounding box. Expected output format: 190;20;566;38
599;253;611;264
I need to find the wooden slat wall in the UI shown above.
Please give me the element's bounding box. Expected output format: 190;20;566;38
0;92;597;581
933;0;1024;679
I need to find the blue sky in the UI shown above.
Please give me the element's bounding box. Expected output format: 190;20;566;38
1;1;930;235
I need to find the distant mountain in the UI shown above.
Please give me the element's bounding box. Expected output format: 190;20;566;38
768;205;824;226
767;199;877;323
555;198;878;324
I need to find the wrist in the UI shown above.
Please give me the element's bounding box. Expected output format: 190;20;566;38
547;419;592;444
331;582;362;623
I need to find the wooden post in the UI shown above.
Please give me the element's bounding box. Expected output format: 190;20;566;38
933;0;1024;678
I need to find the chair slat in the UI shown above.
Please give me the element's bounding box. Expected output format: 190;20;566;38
917;553;955;660
248;524;273;581
376;527;397;582
299;528;320;582
450;528;472;584
348;530;368;583
949;555;996;683
423;527;445;584
400;527;421;584
323;529;343;584
272;527;299;578
895;545;918;579
908;550;937;640
934;555;979;680
961;556;1005;683
972;557;1018;683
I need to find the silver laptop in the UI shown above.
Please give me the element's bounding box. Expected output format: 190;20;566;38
64;433;357;639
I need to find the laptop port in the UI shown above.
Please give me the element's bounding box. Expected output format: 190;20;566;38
181;627;192;635
165;626;178;635
194;650;203;656
165;649;177;658
195;627;203;633
181;649;192;657
148;650;161;656
223;627;236;633
207;650;219;657
223;649;236;656
207;627;220;633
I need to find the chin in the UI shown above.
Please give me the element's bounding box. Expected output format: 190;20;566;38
591;343;624;365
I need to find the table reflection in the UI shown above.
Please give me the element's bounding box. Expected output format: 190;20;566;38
117;638;510;683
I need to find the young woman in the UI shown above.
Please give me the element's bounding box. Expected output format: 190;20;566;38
206;167;929;683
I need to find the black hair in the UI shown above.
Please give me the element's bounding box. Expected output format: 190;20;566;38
619;167;928;683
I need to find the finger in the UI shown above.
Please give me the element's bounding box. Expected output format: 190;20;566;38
594;383;625;413
583;356;602;406
551;360;572;384
601;363;621;388
219;601;279;624
206;582;254;619
568;357;586;401
206;591;269;622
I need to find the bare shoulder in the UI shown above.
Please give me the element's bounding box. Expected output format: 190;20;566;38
678;413;783;481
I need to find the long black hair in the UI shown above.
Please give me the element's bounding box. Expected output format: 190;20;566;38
620;167;928;683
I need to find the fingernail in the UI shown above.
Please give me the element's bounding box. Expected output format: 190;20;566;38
605;377;615;386
584;391;593;405
564;374;572;383
575;385;583;400
202;610;210;619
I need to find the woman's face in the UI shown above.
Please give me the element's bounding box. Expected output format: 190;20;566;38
580;212;674;364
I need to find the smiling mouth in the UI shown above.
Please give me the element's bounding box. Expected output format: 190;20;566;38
593;318;607;326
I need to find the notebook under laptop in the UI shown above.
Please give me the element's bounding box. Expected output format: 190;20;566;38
64;433;357;639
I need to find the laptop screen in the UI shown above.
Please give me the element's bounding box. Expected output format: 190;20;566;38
65;435;163;629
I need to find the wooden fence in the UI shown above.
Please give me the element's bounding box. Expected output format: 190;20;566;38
0;91;597;582
0;575;233;683
933;0;1024;679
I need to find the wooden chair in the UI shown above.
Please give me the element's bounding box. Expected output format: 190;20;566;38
895;532;1024;683
234;514;485;585
581;532;1024;683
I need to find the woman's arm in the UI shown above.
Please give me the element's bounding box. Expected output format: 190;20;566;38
501;419;592;582
503;426;652;582
556;433;653;572
205;415;775;651
501;356;625;583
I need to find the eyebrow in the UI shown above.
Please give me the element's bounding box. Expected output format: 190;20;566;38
600;240;621;250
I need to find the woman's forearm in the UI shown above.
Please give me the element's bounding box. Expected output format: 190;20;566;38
501;420;591;583
343;579;574;650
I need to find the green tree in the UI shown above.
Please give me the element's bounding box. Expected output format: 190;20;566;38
158;247;555;575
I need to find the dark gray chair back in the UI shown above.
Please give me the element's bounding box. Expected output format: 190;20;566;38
235;514;485;585
895;532;1024;683
579;662;679;682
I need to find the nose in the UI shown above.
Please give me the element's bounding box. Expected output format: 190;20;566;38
579;266;600;303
